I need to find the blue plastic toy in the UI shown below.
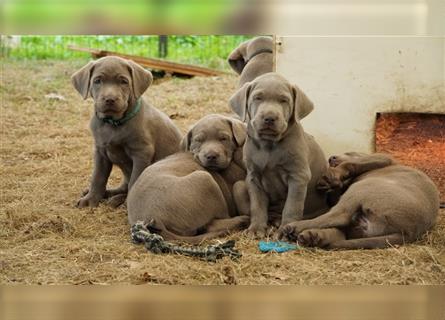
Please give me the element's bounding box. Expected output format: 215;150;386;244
258;241;299;253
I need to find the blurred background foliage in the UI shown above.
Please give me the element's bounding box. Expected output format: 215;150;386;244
1;35;252;70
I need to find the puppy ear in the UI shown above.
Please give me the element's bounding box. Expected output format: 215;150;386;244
229;118;247;147
229;82;252;122
228;42;248;74
71;61;95;99
127;60;153;98
179;130;192;151
292;84;314;120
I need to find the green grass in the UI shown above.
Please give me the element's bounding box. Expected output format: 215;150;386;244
1;35;251;70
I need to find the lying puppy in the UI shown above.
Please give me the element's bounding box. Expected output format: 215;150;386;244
280;153;440;249
229;73;329;238
228;36;273;87
72;56;182;208
127;114;249;244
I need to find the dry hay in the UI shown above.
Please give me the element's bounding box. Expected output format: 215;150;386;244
1;60;444;285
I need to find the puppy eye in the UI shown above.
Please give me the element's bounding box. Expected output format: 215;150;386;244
279;98;289;104
254;96;262;101
93;78;101;85
220;136;228;142
120;78;129;85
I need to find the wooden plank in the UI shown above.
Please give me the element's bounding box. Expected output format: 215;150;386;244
68;45;227;77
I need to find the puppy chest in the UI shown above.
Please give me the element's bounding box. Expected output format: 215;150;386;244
96;143;131;166
108;147;131;164
259;168;289;202
250;148;282;171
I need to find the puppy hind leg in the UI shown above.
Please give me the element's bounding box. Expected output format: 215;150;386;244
142;217;247;245
278;203;361;241
161;229;242;245
288;207;356;234
83;180;128;199
142;218;201;244
106;166;131;197
204;216;250;233
105;182;128;198
328;233;405;249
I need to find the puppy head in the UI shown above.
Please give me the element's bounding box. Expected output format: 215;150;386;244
328;152;368;167
229;72;313;142
228;36;273;74
71;56;153;119
180;114;247;170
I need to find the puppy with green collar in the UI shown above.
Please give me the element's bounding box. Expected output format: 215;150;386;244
72;56;182;208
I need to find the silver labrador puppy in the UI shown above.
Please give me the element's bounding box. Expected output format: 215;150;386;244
127;115;249;243
72;56;182;208
229;72;329;238
280;152;440;249
228;36;273;87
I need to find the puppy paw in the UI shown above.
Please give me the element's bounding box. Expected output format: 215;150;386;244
317;169;345;192
81;188;126;199
236;215;251;228
107;194;127;208
246;224;268;239
276;222;305;242
76;193;101;208
297;229;323;247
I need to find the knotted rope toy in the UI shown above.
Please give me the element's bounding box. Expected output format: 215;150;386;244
131;220;242;262
258;241;299;253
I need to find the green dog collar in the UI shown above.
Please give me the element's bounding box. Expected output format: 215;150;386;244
97;98;142;126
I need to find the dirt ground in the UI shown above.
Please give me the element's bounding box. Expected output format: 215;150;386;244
1;60;444;285
376;112;445;201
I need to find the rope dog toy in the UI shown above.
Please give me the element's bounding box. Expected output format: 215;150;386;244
131;221;242;262
258;241;299;253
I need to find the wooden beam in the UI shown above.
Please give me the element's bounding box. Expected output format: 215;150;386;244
68;45;228;77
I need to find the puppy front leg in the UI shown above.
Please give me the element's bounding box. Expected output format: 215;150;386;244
340;154;394;178
246;173;269;238
281;175;309;226
77;149;112;208
128;158;153;191
233;180;250;216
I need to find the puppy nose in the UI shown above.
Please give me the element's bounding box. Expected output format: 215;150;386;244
105;97;116;105
263;117;276;125
328;156;337;165
206;152;219;161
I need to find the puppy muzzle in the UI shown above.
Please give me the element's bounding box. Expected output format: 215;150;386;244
198;151;229;170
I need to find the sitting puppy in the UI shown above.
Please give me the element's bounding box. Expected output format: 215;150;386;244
127;115;249;244
72;56;182;208
228;36;273;87
280;153;440;249
229;72;329;238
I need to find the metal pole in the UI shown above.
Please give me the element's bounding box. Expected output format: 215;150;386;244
158;35;168;58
